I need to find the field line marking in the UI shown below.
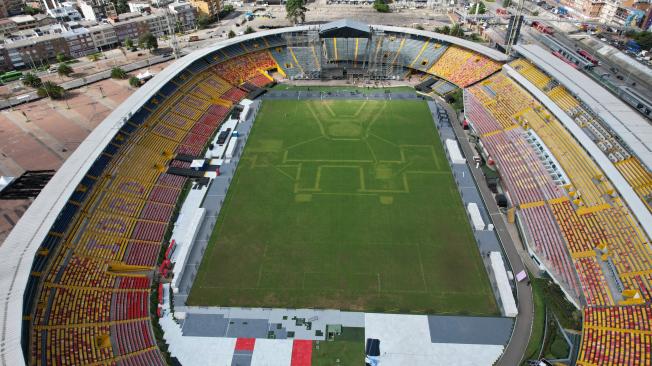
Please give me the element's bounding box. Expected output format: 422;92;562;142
353;100;368;117
358;188;406;194
359;166;366;191
284;135;325;151
273;166;296;181
293;163;302;193
256;243;268;287
322;101;337;118
368;132;398;148
315;165;322;190
416;243;429;292
313;192;377;196
430;145;441;170
405;170;448;175
403;174;411;194
285;159;374;163
305;102;327;136
366;101;388;132
364;139;378;163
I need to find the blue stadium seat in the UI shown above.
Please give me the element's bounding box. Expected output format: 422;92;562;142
50;203;79;233
187;59;210;74
40;234;61;250
87;154;111;178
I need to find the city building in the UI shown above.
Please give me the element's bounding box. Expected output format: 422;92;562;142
78;0;117;21
63;22;95;56
128;0;151;13
0;0;8;18
188;0;219;17
87;22;118;48
0;18;17;35
168;1;196;31
4;32;68;68
47;2;83;22
0;0;26;17
10;15;39;30
109;12;150;42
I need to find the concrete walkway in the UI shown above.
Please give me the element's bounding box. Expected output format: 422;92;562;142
437;99;535;366
0;54;174;110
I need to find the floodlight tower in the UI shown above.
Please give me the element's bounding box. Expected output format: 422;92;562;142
505;0;525;55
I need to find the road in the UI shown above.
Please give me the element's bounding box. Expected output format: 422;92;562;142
549;33;652;99
440;101;535;366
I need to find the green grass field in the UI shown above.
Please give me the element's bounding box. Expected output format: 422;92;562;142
187;98;497;315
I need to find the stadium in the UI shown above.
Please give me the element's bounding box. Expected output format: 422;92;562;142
0;18;651;366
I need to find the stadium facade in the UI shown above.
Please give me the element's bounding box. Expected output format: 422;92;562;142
0;19;651;366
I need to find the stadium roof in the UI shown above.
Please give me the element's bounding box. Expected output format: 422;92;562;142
377;25;509;62
319;19;370;38
514;44;652;172
0;24;508;366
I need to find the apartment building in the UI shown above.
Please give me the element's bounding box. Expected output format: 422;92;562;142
4;33;69;68
128;0;151;12
169;1;196;31
0;0;25;17
189;0;219;17
47;3;83;22
0;18;17;35
64;23;95;57
78;0;117;21
109;12;150;42
88;22;118;48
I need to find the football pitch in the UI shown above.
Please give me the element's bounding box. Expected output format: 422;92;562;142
188;97;498;315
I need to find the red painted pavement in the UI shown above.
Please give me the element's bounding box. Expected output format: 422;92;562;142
290;340;312;366
234;338;256;352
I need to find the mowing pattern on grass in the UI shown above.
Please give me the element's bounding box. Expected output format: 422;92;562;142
189;98;497;315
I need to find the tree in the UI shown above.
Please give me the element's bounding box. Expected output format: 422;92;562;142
138;33;158;52
22;73;42;88
450;23;464;37
111;0;129;14
502;0;511;7
124;37;134;49
111;67;127;79
244;26;255;34
631;31;652;50
373;0;390;12
415;24;424;30
23;5;41;15
129;76;141;88
285;0;307;25
197;15;212;29
435;25;451;35
56;52;68;63
87;53;100;62
37;81;65;99
218;4;234;18
57;63;73;77
472;1;486;14
228;30;236;38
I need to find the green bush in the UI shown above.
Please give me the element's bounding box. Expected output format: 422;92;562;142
129;76;141;88
111;67;128;79
57;63;73;77
22;73;42;88
37;81;65;99
373;0;390;12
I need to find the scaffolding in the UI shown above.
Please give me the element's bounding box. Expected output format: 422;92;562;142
283;29;321;79
365;28;401;80
282;26;401;81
